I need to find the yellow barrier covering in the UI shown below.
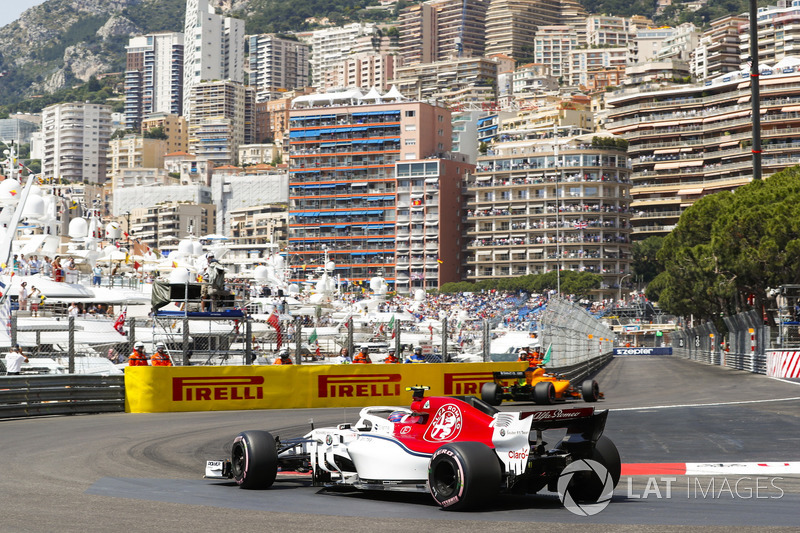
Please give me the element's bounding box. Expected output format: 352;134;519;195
124;362;526;413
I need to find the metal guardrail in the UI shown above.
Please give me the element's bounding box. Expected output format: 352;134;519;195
551;351;614;384
0;375;125;419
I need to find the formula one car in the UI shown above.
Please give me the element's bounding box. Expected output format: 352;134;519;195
480;366;603;406
204;386;620;511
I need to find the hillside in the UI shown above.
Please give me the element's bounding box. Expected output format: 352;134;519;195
0;0;392;108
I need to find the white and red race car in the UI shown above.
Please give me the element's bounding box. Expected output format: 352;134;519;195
205;387;621;511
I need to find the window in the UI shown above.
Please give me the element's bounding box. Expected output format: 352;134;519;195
405;110;416;117
405;139;416;146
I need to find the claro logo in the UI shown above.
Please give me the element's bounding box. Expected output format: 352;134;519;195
172;376;265;401
443;372;495;395
318;374;401;398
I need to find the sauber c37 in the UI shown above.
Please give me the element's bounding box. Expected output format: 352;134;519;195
205;387;620;511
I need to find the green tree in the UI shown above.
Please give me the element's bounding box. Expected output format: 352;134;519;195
652;167;800;327
631;236;664;285
144;126;168;140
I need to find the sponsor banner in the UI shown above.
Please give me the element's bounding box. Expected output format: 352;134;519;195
613;347;673;356
766;350;800;378
124;362;524;413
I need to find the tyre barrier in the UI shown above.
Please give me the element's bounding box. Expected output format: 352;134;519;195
0;375;125;419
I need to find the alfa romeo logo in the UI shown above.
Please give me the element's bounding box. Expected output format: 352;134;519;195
557;459;614;516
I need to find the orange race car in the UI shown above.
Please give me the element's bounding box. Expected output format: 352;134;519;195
480;365;603;406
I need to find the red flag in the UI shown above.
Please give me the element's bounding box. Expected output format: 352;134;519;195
267;311;282;349
113;307;127;335
315;342;321;359
133;261;141;270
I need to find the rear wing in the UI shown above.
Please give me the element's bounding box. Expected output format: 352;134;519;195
493;371;526;379
521;407;609;446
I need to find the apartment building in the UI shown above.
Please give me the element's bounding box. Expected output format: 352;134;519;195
130;202;215;252
740;1;800;65
319;53;396;92
533;26;581;80
141;113;188;154
691;15;747;82
287;89;471;291
605;59;800;237
248;34;310;102
391;55;508;104
108;136;168;185
228;205;288;265
654;23;700;62
464;130;631;300
187;80;255;166
398;0;487;65
568;47;628;87
182;0;245;119
398;2;437;66
585;15;633;47
124;32;184;131
41;102;112;184
307;23;384;87
484;0;565;61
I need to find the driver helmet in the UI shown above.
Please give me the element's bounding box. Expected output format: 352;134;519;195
134;341;145;350
388;411;406;423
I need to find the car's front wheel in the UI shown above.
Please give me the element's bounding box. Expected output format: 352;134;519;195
581;379;600;402
428;441;501;510
231;430;278;489
480;382;503;406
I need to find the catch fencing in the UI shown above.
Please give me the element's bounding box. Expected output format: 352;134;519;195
670;310;767;374
537;297;617;368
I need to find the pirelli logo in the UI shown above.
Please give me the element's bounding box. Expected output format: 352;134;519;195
172;376;265;402
318;374;401;398
443;372;495;395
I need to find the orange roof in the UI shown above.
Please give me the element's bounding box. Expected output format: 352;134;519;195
215;165;242;170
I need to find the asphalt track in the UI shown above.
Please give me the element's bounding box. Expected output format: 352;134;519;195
3;355;800;532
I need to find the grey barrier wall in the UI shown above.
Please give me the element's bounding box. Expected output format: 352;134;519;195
671;310;767;374
0;375;125;419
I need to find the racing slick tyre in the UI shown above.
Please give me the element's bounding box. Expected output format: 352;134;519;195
581;379;600;402
231;430;278;490
533;381;555;404
480;382;503;406
428;441;502;511
565;435;622;502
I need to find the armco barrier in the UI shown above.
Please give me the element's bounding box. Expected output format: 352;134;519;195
0;375;125;419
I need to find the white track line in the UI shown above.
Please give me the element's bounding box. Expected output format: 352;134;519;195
612;396;800;411
768;376;800;387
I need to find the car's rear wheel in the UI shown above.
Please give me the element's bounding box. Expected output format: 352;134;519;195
480;382;503;406
428;441;501;510
565;435;622;502
231;430;278;489
534;381;555;404
581;379;600;402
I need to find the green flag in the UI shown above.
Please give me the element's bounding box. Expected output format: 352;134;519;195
542;344;552;365
388;315;395;330
309;328;318;344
